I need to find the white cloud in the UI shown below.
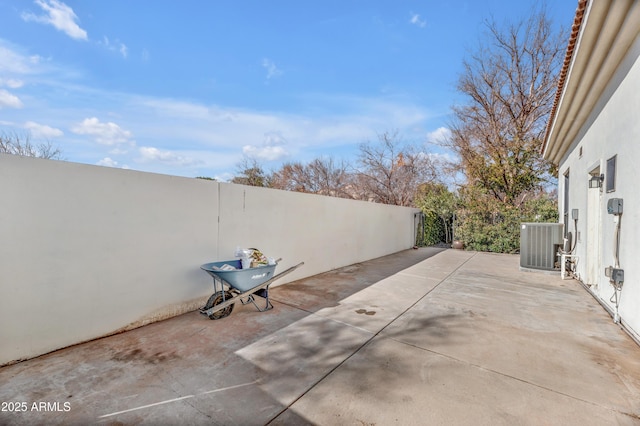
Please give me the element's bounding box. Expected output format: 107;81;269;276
0;42;48;76
214;172;235;182
24;121;64;138
137;146;201;166
421;151;454;163
0;89;23;109
0;45;31;74
71;117;133;146
0;45;66;119
136;95;431;157
0;78;24;89
96;157;130;169
142;98;211;120
242;130;290;161
410;13;426;28
22;0;88;41
100;36;128;58
262;58;283;80
426;127;451;144
97;157;118;167
108;147;129;155
242;145;289;162
0;55;435;176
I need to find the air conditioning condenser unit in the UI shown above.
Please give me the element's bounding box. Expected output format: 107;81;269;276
520;223;564;271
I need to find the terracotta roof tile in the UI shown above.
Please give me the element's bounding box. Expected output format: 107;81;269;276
541;0;588;156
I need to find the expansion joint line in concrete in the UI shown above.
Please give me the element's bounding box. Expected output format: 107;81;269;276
98;381;258;419
395;337;632;417
380;256;637;421
266;251;478;425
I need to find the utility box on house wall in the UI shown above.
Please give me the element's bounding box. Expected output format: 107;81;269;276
520;223;564;271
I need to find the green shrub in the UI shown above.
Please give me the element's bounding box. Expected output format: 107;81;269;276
416;210;445;246
456;195;558;253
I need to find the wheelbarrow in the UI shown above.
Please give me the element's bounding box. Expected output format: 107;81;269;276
199;259;304;319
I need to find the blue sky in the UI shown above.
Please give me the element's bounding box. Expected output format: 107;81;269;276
1;0;576;180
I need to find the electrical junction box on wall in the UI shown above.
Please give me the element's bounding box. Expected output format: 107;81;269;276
605;266;624;285
612;268;624;285
607;198;623;215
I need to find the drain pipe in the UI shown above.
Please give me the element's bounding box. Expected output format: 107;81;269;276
609;213;623;323
560;213;579;280
605;199;624;324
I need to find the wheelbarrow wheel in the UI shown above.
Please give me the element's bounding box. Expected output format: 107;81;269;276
204;291;234;320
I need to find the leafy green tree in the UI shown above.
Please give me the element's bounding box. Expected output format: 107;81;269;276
455;186;558;252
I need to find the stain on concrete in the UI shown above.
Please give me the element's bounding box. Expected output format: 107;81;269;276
111;348;180;365
338;264;361;274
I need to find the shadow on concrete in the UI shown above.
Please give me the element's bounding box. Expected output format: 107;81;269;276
269;247;447;313
0;247;453;425
241;311;466;423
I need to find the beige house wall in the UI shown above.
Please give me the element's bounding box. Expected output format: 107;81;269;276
556;36;640;340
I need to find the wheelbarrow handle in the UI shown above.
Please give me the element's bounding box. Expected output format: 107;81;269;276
274;261;304;279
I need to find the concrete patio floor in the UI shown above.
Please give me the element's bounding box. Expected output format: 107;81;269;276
1;248;640;425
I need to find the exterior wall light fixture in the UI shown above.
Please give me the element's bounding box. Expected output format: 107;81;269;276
589;174;604;188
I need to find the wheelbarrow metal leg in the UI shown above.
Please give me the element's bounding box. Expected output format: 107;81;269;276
247;287;272;312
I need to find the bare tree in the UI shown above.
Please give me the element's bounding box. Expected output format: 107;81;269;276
230;157;269;187
269;162;307;192
356;130;438;207
0;131;63;160
443;9;565;206
270;157;355;199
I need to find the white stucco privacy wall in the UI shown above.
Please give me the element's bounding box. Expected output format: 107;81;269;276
216;182;416;279
0;154;419;365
